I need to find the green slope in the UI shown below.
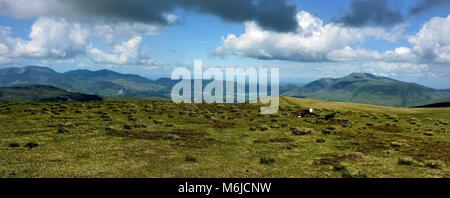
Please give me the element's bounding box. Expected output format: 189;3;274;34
282;73;450;107
0;85;102;102
0;97;449;177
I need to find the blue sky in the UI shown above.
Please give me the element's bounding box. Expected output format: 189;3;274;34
0;0;449;88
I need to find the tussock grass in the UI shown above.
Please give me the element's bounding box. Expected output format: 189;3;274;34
0;97;448;178
260;157;276;165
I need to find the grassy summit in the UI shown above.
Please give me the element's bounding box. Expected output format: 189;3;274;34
0;97;449;177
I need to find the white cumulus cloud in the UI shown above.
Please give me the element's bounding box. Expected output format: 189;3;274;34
0;17;90;59
16;17;90;58
409;14;450;63
215;11;450;68
87;35;158;66
327;46;418;62
87;36;142;65
0;17;163;66
215;11;407;62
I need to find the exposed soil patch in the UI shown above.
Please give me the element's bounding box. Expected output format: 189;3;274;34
213;122;238;129
372;124;402;133
402;140;450;162
334;131;389;154
314;153;364;165
334;130;450;162
253;137;294;144
106;127;222;148
328;119;352;127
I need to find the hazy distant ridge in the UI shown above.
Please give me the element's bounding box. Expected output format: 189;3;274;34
1;66;449;107
0;66;170;97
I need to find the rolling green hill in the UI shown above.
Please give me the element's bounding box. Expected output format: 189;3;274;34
0;85;102;102
282;73;450;107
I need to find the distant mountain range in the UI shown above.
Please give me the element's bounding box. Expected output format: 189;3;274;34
0;85;102;102
0;66;170;97
1;66;449;107
281;73;450;107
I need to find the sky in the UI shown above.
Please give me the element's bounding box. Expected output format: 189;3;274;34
0;0;449;88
